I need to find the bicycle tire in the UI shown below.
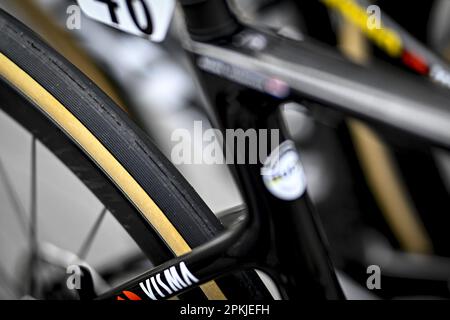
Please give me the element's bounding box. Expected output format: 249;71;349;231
0;9;269;300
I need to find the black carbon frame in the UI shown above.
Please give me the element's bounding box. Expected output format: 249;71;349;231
98;0;450;300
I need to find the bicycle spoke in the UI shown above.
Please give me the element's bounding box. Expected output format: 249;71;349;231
28;137;38;295
0;158;29;235
78;207;107;260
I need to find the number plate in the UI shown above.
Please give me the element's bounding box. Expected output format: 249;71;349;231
77;0;175;42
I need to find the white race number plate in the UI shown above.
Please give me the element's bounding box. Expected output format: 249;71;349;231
77;0;175;42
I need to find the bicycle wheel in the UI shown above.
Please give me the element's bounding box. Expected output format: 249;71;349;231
0;9;269;300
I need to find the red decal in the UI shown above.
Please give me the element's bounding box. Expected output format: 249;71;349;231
402;51;429;75
116;290;142;300
123;291;142;300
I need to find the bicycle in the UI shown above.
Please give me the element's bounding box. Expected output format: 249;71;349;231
1;0;450;300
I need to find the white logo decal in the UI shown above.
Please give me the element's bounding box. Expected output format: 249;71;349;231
77;0;175;42
139;262;199;300
261;140;307;201
198;56;290;98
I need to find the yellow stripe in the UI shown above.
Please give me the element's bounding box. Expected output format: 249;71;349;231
0;52;226;299
322;0;403;57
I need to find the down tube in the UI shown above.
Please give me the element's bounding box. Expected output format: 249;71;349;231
194;70;345;299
